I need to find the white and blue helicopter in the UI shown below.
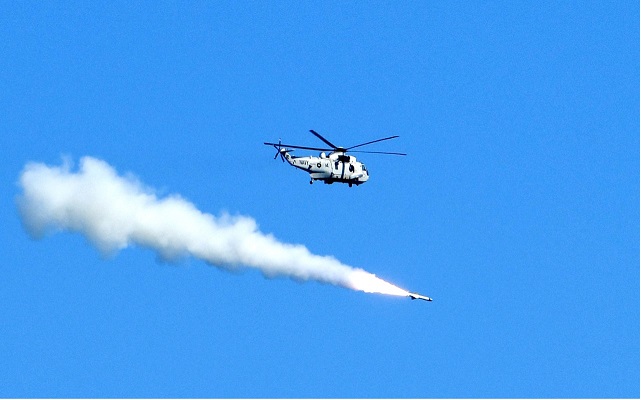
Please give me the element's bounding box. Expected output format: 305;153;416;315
264;130;406;187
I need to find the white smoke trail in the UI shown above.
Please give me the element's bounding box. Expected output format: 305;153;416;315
16;156;409;297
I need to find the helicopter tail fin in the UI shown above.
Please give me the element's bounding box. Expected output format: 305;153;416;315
270;142;294;163
264;140;295;163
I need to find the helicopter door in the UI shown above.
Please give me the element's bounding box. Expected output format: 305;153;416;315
332;160;341;178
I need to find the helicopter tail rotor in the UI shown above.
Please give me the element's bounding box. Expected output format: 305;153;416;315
272;139;282;160
270;139;292;162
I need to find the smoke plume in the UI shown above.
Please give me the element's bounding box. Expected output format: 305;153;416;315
16;156;408;296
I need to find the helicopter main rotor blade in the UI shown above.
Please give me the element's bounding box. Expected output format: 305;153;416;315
346;135;400;150
349;150;407;156
309;130;338;149
264;142;332;152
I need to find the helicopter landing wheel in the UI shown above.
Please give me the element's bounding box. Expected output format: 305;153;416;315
309;179;313;185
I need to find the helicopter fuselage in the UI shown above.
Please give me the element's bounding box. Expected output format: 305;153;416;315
283;150;369;186
265;130;404;187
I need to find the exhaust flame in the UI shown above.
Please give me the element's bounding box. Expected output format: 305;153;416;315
16;157;409;297
348;270;410;296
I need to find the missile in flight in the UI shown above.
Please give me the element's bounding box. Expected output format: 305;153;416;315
408;292;432;302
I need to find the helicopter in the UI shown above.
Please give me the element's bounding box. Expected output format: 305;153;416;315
264;130;406;187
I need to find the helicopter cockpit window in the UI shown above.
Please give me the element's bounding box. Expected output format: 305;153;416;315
362;164;367;171
349;164;354;172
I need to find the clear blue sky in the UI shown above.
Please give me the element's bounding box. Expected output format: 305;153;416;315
1;1;638;397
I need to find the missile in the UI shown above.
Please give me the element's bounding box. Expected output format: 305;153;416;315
408;292;432;302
